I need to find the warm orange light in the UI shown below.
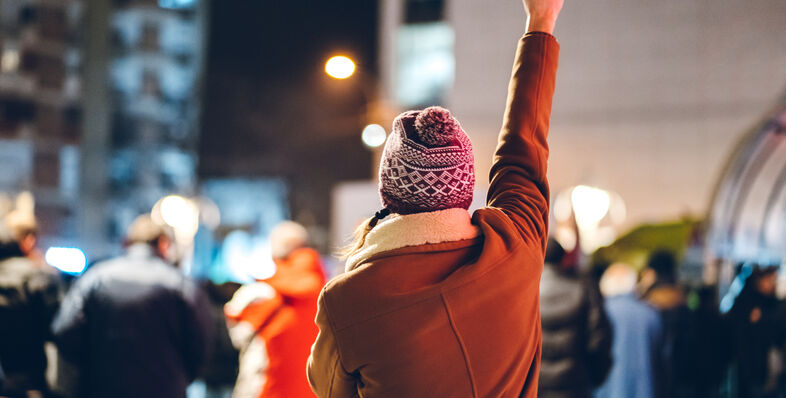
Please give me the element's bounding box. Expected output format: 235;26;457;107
325;55;356;79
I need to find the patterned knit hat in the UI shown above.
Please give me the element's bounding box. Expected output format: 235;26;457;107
379;106;474;215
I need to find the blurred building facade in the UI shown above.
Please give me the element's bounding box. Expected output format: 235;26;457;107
378;0;786;232
104;0;207;253
199;1;378;252
0;0;83;245
0;0;207;261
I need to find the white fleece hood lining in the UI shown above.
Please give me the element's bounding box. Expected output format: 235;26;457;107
345;208;481;272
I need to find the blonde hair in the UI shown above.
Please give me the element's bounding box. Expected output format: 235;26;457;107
340;209;391;260
340;217;376;260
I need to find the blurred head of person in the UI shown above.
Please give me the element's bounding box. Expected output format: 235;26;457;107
3;210;38;257
544;237;566;266
270;221;308;260
345;106;474;257
126;214;173;261
752;266;779;297
600;263;638;298
646;249;677;284
0;221;21;260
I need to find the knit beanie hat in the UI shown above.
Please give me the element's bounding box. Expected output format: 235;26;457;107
378;106;474;215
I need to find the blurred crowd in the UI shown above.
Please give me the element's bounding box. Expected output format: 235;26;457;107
1;208;785;398
540;238;786;398
0;212;324;398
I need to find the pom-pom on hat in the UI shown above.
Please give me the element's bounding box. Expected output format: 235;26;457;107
379;106;475;215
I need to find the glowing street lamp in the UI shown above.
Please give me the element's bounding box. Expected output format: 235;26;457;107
553;184;626;254
325;55;356;79
571;185;612;230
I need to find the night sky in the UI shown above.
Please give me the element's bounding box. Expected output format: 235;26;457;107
200;0;379;227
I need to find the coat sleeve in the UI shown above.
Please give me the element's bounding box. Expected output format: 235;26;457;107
51;272;94;362
307;292;359;398
486;32;559;251
27;271;62;340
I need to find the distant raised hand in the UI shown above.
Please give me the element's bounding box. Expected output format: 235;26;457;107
522;0;564;34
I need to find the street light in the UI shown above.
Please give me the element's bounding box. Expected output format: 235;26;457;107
325;55;356;79
361;123;387;148
553;184;626;254
152;195;200;240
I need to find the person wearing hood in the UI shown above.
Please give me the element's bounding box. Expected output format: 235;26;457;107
307;0;563;396
225;221;326;398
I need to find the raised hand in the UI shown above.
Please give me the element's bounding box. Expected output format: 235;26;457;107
522;0;564;34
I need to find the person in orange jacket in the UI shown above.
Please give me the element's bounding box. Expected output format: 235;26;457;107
307;0;563;396
226;221;326;398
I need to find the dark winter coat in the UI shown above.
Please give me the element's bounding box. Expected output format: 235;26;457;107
51;244;213;398
0;251;60;396
728;285;785;397
538;264;613;398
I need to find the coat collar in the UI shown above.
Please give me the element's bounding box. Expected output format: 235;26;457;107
345;208;481;272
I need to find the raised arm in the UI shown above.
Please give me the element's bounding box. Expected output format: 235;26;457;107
486;0;562;250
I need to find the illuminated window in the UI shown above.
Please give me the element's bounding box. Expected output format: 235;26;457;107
158;0;196;10
395;22;454;108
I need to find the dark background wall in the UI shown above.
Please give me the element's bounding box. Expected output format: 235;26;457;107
200;0;379;228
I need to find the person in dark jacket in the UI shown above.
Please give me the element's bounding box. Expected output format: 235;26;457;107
639;250;693;398
51;215;213;398
684;286;729;398
728;265;784;398
201;280;240;398
539;238;612;398
0;217;61;398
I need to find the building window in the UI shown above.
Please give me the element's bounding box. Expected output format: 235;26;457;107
395;22;454;108
405;0;444;24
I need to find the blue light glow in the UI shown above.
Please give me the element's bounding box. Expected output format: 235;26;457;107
45;247;87;274
158;0;196;10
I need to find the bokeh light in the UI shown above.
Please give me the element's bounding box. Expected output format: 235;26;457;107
45;247;87;274
571;185;611;230
361;124;387;148
325;55;356;79
153;195;200;239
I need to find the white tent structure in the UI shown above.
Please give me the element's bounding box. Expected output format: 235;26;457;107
706;98;786;295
